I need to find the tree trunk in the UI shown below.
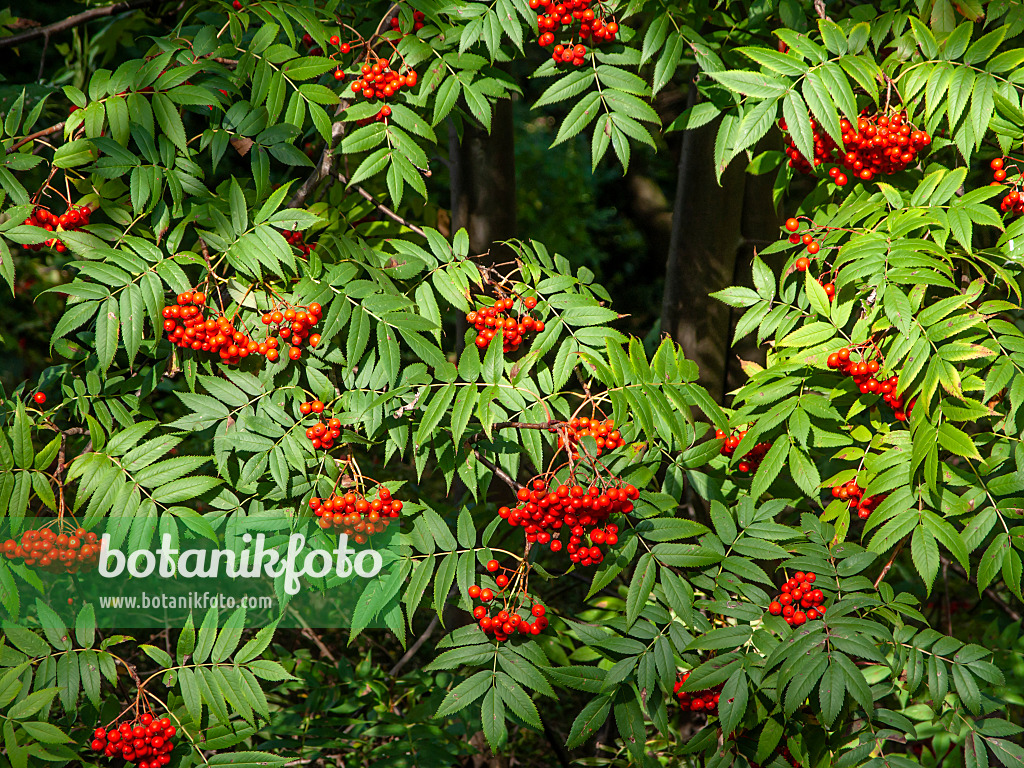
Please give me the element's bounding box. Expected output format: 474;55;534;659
661;110;747;402
449;98;517;266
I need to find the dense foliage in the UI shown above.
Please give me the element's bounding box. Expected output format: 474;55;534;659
1;0;1024;767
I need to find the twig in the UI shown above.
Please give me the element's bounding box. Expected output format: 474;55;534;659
337;172;426;236
288;103;347;209
874;535;908;589
0;0;162;50
388;614;439;676
465;420;558;445
6;121;65;154
941;554;1022;622
470;447;523;492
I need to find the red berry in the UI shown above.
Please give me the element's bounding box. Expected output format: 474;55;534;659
32;392;46;404
486;559;499;572
784;218;799;232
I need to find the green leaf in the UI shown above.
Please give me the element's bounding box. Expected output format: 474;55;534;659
911;524;940;595
625;554;656;627
434;670;493;718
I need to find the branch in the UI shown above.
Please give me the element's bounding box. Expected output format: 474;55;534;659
6;122;64;154
288;104;347;209
465;420;558;445
0;0;162;50
874;535;908;589
337;172;427;237
388;614;439;676
470;447;523;492
941;554;1022;622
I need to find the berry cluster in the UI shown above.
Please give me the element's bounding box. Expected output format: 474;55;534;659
830;479;886;520
466;295;542;352
826;348;915;421
530;0;619;65
21;204;92;253
673;672;722;714
347;58;418;123
299;400;342;451
390;10;426;35
990;158;1024;216
766;571;825;626
553;416;626;459
281;229;316;256
780;111;931;183
820;277;836;302
163;292;281;365
259;302;324;361
309;487;402;542
500;478;634;566
90;714;177;766
2;526;100;573
468;560;549;641
715;430;772;474
784;217;822;262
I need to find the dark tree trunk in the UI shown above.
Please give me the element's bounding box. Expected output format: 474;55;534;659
449;98;517;266
660;111;747;402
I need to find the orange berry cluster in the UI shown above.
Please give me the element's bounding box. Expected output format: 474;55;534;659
530;0;619;65
715;430;772;474
21;204;92;253
784;218;822;263
468;560;549;641
389;10;425;35
819;277;836;302
347;58;418;119
826;348;916;421
299;399;342;451
466;295;542;352
990;158;1024;216
553;416;626;459
308;487;402;543
780;111;931;183
501;477;634;566
766;571;825;626
89;714;177;766
673;672;722;714
259;302;324;361
2;526;100;573
281;229;316;256
163;292;281;365
830;479;886;520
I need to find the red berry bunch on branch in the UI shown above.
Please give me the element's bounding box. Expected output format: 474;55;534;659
309;487;402;543
163;291;281;364
2;525;100;573
530;0;619;65
90;713;177;766
783;218;822;263
467;559;549;641
346;58;418;122
501;477;633;565
780;111;931;184
260;301;324;361
281;229;316;256
390;10;425;35
830;479;886;520
819;277;836;302
715;430;772;474
21;204;92;253
553;416;626;459
299;400;342;451
466;295;543;353
990;158;1024;216
826;347;916;421
766;572;825;626
673;672;722;714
